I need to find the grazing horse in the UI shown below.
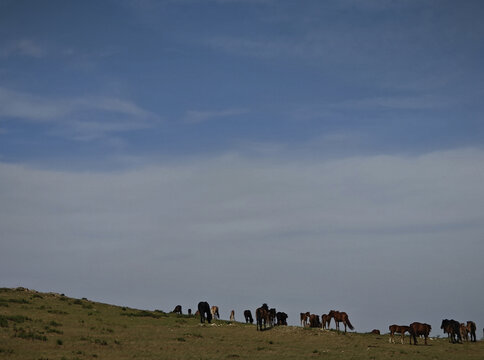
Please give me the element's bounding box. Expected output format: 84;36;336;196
441;319;461;343
300;312;310;327
467;321;477;342
211;306;220;320
328;310;354;333
371;329;380;335
244;310;254;324
409;322;431;345
276;312;288;326
256;304;270;331
197;301;212;324
389;325;410;344
172;305;182;314
230;310;235;322
321;314;331;330
309;314;321;328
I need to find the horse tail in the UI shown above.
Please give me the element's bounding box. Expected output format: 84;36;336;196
346;317;354;330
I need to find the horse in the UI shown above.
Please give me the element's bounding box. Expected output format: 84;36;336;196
460;323;469;342
467;321;477;342
371;329;380;335
300;312;310;327
197;301;212;324
269;308;277;327
188;309;192;316
409;322;431;345
309;314;321;328
211;306;220;320
389;325;410;344
244;310;254;324
321;314;331;330
328;310;354;333
256;304;270;331
276;312;288;326
230;310;235;322
172;305;182;315
441;319;461;343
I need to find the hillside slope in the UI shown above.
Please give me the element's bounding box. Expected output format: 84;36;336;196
1;288;482;360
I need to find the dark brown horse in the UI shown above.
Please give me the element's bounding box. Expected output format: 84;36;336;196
389;324;410;344
256;304;270;331
328;310;354;333
467;321;477;342
172;305;182;314
441;319;461;343
409;322;431;345
309;314;321;328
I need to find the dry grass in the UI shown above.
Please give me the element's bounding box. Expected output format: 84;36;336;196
1;287;483;359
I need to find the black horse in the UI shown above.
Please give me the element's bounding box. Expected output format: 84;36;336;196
441;319;461;343
197;301;212;324
244;310;254;324
276;312;288;326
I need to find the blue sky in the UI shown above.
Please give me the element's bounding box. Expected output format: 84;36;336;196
1;0;483;166
1;0;484;333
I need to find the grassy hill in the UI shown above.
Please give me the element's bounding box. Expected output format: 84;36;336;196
1;287;482;360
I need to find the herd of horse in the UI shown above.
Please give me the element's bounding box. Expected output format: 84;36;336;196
172;303;479;345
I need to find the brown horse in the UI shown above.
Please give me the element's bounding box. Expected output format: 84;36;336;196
460;323;469;342
467;321;477;342
300;312;310;327
172;305;182;315
328;310;354;333
389;324;410;344
321;314;331;329
211;306;220;320
409;322;431;345
230;310;235;322
256;304;270;331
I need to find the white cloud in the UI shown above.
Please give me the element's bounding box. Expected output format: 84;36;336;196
182;108;248;123
0;87;158;140
1;148;484;328
0;39;45;58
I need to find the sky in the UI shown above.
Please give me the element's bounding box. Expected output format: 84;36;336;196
1;0;484;335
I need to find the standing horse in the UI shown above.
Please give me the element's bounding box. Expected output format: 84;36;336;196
256;304;269;331
321;314;331;330
328;310;354;334
467;321;477;342
197;301;212;324
230;310;235;322
300;312;310;327
441;319;461;343
309;314;321;328
211;306;220;320
409;322;431;345
389;324;410;344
